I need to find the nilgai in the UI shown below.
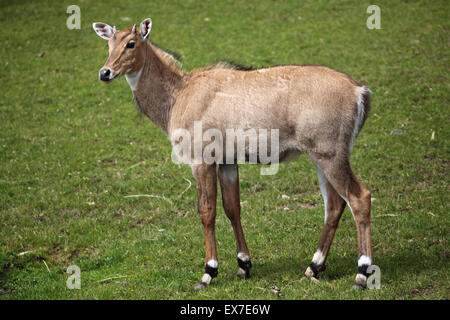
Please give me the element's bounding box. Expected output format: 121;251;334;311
93;18;373;289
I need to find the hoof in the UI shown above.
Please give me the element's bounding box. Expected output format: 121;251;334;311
194;281;208;290
354;273;367;290
237;267;250;279
237;255;251;279
304;266;320;284
194;272;213;290
304;266;315;278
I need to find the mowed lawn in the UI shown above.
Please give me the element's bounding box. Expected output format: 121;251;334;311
0;0;448;299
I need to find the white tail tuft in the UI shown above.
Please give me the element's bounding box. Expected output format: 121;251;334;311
350;86;371;151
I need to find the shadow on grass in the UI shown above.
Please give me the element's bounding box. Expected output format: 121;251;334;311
251;247;439;285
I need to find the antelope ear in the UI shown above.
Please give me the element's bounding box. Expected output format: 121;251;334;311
139;18;152;41
93;22;114;40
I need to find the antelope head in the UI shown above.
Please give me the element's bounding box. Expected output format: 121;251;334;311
92;18;152;82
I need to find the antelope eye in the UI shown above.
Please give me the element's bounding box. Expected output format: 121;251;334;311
126;41;135;49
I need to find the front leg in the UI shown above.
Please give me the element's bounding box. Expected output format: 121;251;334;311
192;164;218;290
218;164;252;279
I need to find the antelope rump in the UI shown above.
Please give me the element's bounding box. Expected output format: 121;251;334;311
93;18;373;290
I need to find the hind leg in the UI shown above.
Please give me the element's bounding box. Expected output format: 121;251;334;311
309;157;372;288
305;166;347;282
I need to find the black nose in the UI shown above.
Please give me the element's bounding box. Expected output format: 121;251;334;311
99;69;111;81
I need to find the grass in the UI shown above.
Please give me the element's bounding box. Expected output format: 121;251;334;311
0;0;448;299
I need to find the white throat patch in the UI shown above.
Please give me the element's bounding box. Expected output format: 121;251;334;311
125;69;143;91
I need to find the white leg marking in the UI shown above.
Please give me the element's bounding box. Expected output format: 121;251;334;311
312;250;325;266
355;273;367;285
358;255;372;267
201;273;212;285
237;268;246;277
207;259;218;268
315;166;328;223
125;68;142;91
350;86;372;151
237;252;250;262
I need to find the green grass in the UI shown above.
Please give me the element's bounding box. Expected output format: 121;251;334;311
0;0;448;299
